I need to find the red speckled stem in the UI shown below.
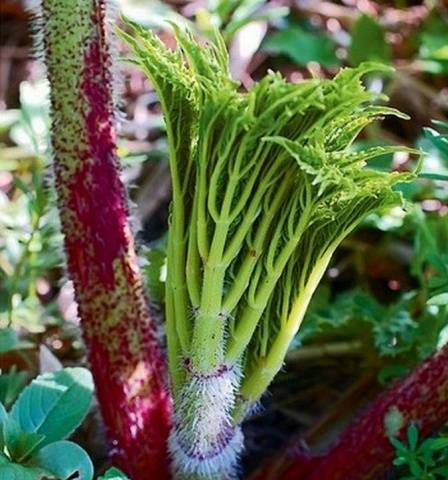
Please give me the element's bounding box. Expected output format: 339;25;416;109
39;1;172;477
256;344;448;480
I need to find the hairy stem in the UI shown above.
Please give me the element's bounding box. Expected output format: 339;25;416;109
252;343;448;480
36;1;171;477
305;343;448;480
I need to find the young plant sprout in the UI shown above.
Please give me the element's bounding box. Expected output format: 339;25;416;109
121;23;417;480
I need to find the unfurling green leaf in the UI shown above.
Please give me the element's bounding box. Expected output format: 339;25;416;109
122;24;418;478
121;23;418;397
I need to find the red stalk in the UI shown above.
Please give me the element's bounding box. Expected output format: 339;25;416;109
39;1;172;477
256;344;448;480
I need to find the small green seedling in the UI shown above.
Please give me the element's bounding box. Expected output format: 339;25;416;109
391;423;448;479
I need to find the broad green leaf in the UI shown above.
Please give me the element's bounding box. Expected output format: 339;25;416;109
0;463;51;480
98;467;130;479
10;368;93;447
418;15;448;73
4;418;45;462
349;14;391;66
263;25;339;67
224;7;289;39
30;441;93;480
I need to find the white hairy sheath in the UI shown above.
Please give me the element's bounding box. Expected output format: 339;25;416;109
169;365;243;479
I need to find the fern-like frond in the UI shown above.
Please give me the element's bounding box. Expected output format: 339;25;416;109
121;21;418;409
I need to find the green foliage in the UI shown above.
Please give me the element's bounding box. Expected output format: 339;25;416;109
0;367;28;411
424;120;448;163
142;239;167;305
298;204;448;381
10;368;93;447
205;0;289;41
120;0;288;44
0;368;94;480
349;14;391;66
391;424;448;479
418;14;448;74
122;23;417;408
264;23;339;67
98;467;130;480
0;329;26;354
29;441;93;480
412;210;448;304
0;81;62;332
299;289;419;357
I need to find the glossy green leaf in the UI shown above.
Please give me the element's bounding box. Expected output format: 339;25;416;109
30;441;93;480
4;418;45;462
10;368;93;447
0;463;51;480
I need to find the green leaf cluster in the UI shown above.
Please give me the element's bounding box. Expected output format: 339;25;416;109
299;289;418;356
0;81;63;332
391;424;448;479
121;23;417;406
0;368;94;480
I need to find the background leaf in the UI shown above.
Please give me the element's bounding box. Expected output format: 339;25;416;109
0;463;51;480
0;368;28;410
10;368;93;447
3;417;45;462
349;14;391;66
264;24;339;67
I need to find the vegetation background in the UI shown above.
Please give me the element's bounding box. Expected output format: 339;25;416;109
0;0;447;478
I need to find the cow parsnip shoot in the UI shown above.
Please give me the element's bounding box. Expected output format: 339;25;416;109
120;23;418;480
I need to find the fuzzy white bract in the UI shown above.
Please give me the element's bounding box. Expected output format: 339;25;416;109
169;366;243;479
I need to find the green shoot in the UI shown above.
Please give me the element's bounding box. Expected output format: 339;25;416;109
120;22;419;479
